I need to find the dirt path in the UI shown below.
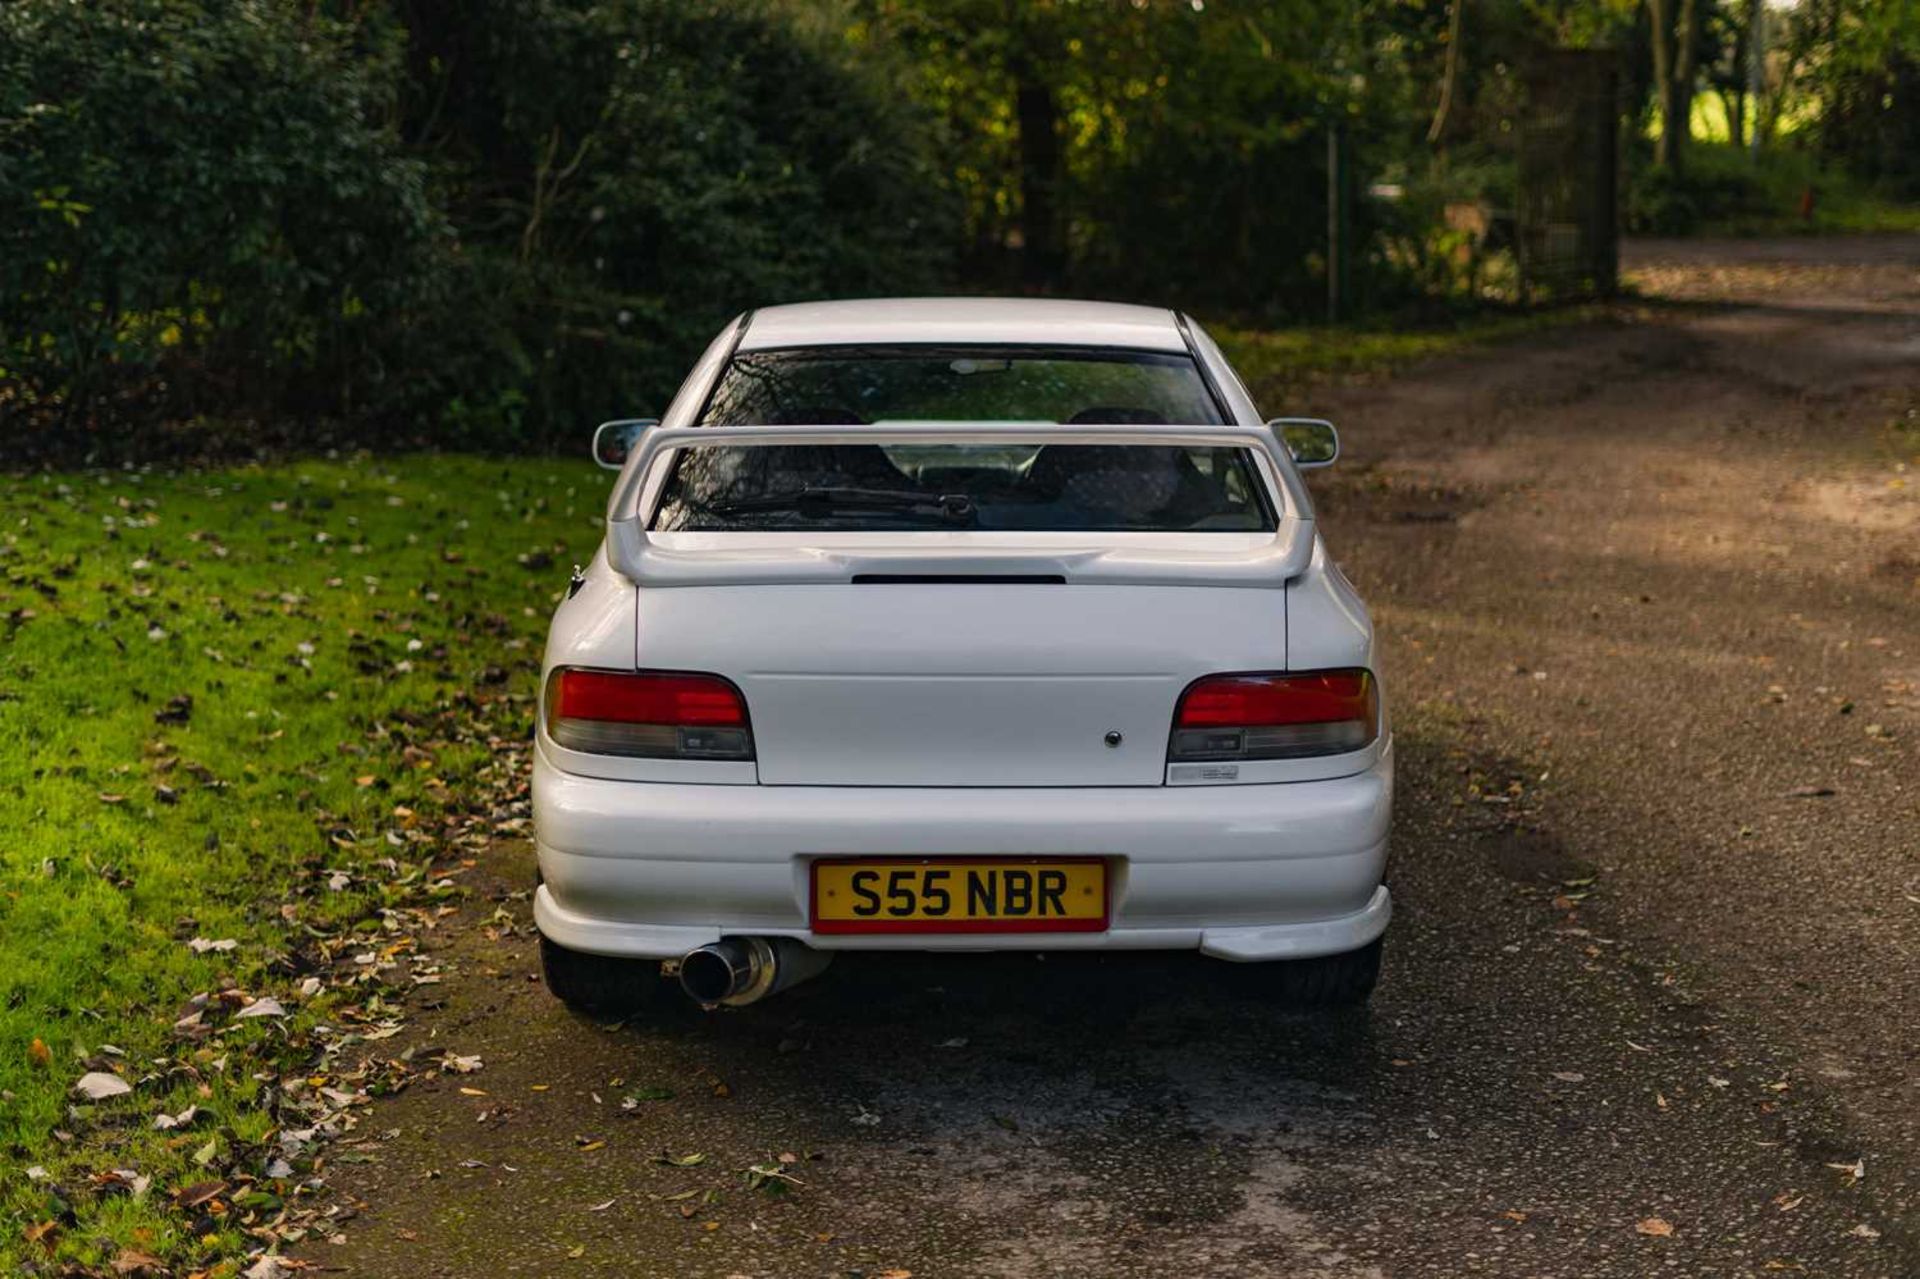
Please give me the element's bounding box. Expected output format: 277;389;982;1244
300;238;1918;1278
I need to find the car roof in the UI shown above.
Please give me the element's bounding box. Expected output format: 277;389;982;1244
737;297;1189;354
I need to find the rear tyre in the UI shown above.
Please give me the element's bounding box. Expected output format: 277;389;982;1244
1261;937;1383;1009
539;935;670;1017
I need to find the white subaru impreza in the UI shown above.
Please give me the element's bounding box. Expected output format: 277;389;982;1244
534;299;1391;1014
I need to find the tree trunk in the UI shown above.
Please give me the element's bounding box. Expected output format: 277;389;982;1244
1014;70;1062;290
1671;0;1699;175
1648;0;1698;174
1648;0;1677;168
1427;0;1466;147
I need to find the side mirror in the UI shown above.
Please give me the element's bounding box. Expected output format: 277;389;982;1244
592;418;658;470
1268;417;1339;469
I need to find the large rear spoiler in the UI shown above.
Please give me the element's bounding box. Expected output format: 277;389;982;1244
603;422;1317;588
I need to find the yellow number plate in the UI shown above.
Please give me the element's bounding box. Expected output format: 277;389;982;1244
811;858;1108;934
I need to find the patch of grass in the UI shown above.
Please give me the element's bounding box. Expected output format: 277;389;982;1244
0;456;611;1271
1210;305;1601;408
1631;142;1920;236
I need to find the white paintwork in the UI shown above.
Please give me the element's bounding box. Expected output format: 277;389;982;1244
740;297;1190;353
605;423;1314;586
537;300;1392;963
532;741;1392;960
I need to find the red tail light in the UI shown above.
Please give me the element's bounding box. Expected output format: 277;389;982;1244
1170;670;1378;761
544;668;753;759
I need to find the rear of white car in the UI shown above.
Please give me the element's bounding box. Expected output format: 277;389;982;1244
533;300;1391;1013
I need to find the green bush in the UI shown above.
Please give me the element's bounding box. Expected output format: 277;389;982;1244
1627;143;1920;236
403;0;956;449
0;0;956;455
0;1;443;445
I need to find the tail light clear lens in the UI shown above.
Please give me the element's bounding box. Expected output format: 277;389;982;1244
1170;670;1378;761
544;668;754;759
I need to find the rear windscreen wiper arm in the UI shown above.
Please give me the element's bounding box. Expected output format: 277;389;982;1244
709;487;978;524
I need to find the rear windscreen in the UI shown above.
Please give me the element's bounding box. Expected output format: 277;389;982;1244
650;442;1275;533
698;346;1227;427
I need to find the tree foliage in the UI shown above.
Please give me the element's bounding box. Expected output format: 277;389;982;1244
0;1;441;437
1;0;1913;452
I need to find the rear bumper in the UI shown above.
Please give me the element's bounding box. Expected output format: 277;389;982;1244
532;739;1392;962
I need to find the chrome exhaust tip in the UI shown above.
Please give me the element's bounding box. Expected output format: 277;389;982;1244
679;936;832;1007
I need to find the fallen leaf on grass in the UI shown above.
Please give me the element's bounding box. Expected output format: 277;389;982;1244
1637;1217;1674;1237
110;1247;165;1275
153;1104;200;1130
187;937;238;954
235;996;286;1019
174;1180;227;1209
74;1071;133;1100
28;1037;51;1067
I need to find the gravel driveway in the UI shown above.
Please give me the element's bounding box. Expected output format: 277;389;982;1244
302;237;1918;1278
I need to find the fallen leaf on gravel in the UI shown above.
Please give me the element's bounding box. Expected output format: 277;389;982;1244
445;1053;483;1073
587;1198;616;1212
567;1245;586;1259
654;1150;705;1167
877;1270;914;1279
1773;1192;1804;1211
1552;1072;1586;1083
74;1071;132;1100
458;1087;488;1097
1636;1217;1674;1237
1849;1223;1882;1239
936;1037;969;1048
236;996;286;1018
1501;1209;1528;1223
577;1139;605;1152
1825;1158;1865;1183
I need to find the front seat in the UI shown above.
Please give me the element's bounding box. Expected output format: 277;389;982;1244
758;404;904;490
1026;443;1191;523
